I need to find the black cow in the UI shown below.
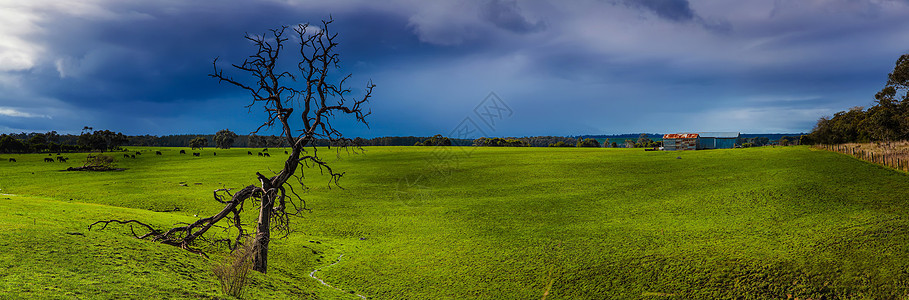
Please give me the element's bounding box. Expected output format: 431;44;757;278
285;150;288;154
135;151;142;155
213;152;216;156
155;151;162;155
179;150;186;154
56;156;67;162
44;158;54;162
8;158;15;162
262;148;268;152
193;152;200;157
130;155;136;159
124;154;131;158
48;153;52;156
257;152;263;157
264;153;271;157
248;151;253;155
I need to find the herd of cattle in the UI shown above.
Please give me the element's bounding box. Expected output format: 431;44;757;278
4;148;278;163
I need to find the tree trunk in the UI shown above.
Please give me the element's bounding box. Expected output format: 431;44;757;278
252;194;275;273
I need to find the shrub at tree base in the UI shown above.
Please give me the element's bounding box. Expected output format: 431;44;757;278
212;240;255;298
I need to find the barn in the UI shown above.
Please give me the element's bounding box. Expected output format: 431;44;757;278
662;133;699;151
697;132;740;149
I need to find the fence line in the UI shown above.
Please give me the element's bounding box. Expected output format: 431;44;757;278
817;144;908;172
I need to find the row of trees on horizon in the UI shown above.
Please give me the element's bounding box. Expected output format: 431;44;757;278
0;128;807;154
0;128;616;153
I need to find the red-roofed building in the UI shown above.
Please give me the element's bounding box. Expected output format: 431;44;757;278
663;133;699;150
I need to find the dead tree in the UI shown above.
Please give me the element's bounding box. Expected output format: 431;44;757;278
91;18;374;273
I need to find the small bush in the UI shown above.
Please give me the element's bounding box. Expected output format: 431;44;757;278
213;240;255;298
83;154;115;170
576;138;600;147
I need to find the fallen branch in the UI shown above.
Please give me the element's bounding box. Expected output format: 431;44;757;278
89;219;161;239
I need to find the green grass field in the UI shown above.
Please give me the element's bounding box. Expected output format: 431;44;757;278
2;146;909;299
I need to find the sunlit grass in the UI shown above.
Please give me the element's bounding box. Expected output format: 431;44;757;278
2;146;909;298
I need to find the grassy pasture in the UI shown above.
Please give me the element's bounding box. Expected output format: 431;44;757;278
2;146;909;299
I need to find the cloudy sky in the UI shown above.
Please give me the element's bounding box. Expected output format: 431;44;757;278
2;0;909;137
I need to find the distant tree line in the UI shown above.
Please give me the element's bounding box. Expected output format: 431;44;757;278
415;134;452;146
545;138;601;147
599;134;662;148
0;128;118;165
737;136;770;148
464;136;578;147
632;134;660;148
0;129;128;153
474;137;530;147
732;136;800;147
3;130;805;152
2;129;599;152
805;53;909;144
396;135;582;147
1;131;77;153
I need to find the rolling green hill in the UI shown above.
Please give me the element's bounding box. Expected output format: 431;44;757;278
2;146;909;299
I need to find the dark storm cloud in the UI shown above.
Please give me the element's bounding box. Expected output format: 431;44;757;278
624;0;695;22
18;2;426;114
28;1;279;108
2;0;909;135
0;1;429;134
479;0;546;33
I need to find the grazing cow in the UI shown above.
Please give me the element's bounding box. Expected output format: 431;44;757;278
193;152;200;157
56;156;66;162
213;152;216;156
87;155;95;159
179;150;186;154
285;150;288;154
156;151;162;155
9;158;15;162
48;153;52;156
264;153;271;157
257;152;263;157
130;155;136;159
44;158;54;162
135;151;142;155
263;148;268;152
124;154;131;158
